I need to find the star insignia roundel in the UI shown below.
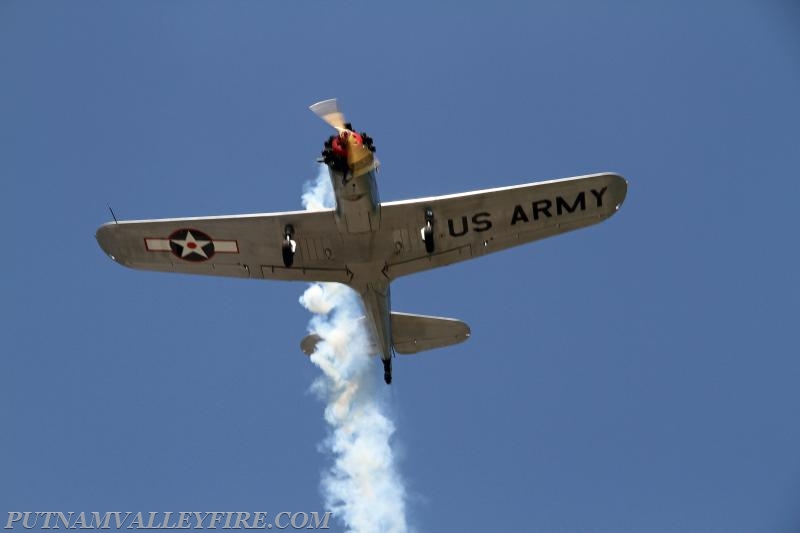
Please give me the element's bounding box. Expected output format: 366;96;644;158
168;229;215;262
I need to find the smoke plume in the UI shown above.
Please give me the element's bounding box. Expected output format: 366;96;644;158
299;166;408;533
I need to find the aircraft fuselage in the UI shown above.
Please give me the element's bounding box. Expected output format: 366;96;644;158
323;137;395;383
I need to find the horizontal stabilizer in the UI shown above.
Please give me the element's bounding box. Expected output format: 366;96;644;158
300;317;378;356
391;312;470;354
300;313;470;357
301;333;382;358
300;334;323;356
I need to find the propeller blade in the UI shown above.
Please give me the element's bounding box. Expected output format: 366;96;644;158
309;98;347;131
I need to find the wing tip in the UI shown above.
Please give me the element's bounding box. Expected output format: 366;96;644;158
606;172;628;212
95;223;128;266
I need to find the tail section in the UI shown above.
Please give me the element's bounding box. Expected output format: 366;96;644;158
300;316;379;357
390;312;470;354
300;313;471;357
299;312;469;384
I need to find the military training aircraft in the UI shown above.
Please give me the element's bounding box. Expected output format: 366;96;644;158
97;99;627;384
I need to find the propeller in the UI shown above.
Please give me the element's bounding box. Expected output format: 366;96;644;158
309;98;348;132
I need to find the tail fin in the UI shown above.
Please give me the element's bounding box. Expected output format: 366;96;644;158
390;312;470;354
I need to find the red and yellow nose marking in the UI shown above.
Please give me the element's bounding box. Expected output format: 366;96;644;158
343;132;373;176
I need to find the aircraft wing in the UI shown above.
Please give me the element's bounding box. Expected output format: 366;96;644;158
379;173;627;279
96;209;355;283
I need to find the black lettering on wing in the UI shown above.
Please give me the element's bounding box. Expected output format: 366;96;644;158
532;199;552;220
556;192;586;215
510;205;529;225
591;187;607;207
471;212;492;232
448;216;469;237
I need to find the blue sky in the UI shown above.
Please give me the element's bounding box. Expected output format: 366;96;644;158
2;2;799;531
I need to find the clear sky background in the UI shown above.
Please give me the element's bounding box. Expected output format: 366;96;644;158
2;2;799;532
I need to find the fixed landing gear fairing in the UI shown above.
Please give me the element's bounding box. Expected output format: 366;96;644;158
96;99;628;384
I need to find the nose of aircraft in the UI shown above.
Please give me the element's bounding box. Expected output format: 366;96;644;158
346;134;372;170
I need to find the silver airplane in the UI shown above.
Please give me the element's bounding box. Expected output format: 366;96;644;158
96;99;627;384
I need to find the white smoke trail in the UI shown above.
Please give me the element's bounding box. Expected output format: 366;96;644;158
299;166;409;533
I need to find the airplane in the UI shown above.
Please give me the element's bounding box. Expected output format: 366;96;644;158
96;99;627;384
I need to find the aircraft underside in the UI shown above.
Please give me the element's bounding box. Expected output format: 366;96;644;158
95;98;627;385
